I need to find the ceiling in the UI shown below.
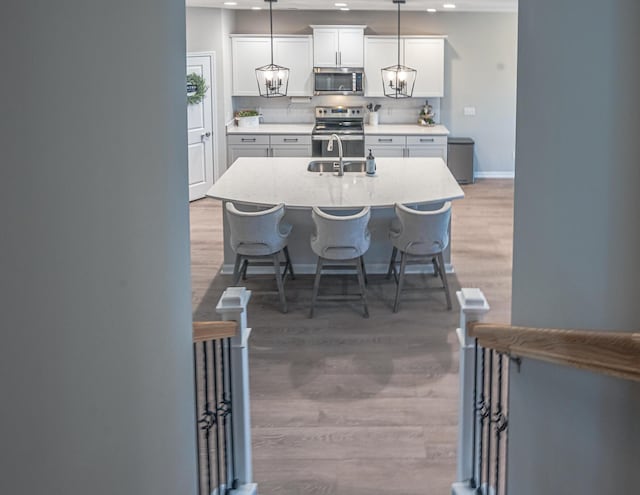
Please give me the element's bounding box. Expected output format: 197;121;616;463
186;0;518;13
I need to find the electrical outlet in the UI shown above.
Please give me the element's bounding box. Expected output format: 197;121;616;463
463;106;476;116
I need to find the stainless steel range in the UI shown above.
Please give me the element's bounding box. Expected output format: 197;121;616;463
312;106;365;158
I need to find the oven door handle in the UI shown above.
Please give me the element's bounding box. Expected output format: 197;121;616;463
312;135;364;141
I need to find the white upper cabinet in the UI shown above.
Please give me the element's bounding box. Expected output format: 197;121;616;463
364;36;445;98
274;37;314;96
231;36;313;97
311;26;365;67
403;38;445;97
364;37;402;97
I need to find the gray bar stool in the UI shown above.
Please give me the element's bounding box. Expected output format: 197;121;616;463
387;202;452;312
225;202;294;313
309;206;371;318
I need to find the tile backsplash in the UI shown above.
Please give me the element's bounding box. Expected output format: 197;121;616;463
233;96;440;126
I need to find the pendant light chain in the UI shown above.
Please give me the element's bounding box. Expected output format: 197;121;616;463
269;0;274;65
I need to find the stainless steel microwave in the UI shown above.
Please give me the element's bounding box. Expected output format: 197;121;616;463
313;67;364;96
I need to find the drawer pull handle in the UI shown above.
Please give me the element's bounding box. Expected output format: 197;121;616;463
378;138;393;143
241;138;256;142
420;138;435;143
283;138;298;142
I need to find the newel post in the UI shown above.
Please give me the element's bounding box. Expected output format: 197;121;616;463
453;288;490;493
216;287;253;487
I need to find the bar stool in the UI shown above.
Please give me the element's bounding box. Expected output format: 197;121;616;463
387;202;452;312
225;202;294;313
309;207;371;318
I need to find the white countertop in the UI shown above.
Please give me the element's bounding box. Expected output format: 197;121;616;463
207;157;464;209
226;124;314;135
364;124;449;135
226;123;450;136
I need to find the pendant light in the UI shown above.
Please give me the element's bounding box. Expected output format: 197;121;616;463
255;0;289;98
381;0;416;98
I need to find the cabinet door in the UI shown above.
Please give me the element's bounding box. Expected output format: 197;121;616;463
232;37;271;96
274;37;313;96
364;37;401;97
407;146;446;160
338;28;364;67
403;38;444;97
313;29;339;67
227;144;270;167
367;145;405;158
270;145;311;157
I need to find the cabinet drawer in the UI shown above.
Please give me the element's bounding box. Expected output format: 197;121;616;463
406;135;447;146
227;134;269;146
270;134;311;146
365;135;406;146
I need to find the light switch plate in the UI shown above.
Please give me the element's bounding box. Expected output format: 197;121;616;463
463;106;476;116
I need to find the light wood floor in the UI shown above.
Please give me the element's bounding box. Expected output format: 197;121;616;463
190;179;513;495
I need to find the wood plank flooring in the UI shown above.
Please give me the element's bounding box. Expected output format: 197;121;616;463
190;179;513;495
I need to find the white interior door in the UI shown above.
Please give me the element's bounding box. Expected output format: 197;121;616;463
187;54;215;201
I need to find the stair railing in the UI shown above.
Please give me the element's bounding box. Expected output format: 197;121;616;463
452;288;640;495
193;287;256;495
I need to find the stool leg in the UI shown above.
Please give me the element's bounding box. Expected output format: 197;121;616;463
356;256;369;318
393;251;408;313
241;259;249;280
283;245;295;280
432;256;439;278
436;252;452;310
232;254;243;285
272;253;287;313
309;257;323;318
360;256;369;286
386;247;397;280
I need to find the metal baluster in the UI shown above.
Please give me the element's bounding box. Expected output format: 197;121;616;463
226;337;238;490
477;347;486;493
202;342;213;495
494;354;504;495
213;340;222;493
485;350;494;493
193;343;202;495
471;339;479;489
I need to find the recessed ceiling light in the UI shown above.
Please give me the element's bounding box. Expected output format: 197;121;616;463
251;6;261;9
340;7;350;10
443;3;456;8
335;2;348;6
224;1;237;5
427;8;437;13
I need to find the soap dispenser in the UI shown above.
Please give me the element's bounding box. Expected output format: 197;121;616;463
366;149;376;176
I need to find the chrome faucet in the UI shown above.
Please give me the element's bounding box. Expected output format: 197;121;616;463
326;133;344;176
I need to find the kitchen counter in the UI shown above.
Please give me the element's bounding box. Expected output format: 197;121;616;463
226;124;314;135
226;123;450;136
207;156;463;209
207;156;463;274
364;124;450;135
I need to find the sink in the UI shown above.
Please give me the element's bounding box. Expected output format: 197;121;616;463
307;160;367;173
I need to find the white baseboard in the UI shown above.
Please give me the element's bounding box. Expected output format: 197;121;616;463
230;483;258;495
451;482;477;495
475;171;515;179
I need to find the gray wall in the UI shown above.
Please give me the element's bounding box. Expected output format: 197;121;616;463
231;10;518;176
186;7;235;174
510;0;640;492
1;1;196;493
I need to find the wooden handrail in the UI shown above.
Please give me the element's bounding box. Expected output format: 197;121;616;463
193;321;238;343
468;323;640;382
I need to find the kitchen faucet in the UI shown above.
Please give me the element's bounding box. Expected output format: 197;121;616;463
326;133;344;176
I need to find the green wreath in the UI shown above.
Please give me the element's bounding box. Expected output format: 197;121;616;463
187;73;208;105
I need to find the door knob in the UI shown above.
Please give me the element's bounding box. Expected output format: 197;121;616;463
201;132;211;140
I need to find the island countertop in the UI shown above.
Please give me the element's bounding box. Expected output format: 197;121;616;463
207;156;464;209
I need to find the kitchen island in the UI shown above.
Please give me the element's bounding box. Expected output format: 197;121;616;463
207;156;464;274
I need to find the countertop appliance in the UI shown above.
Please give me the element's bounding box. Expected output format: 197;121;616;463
313;67;364;96
312;106;365;158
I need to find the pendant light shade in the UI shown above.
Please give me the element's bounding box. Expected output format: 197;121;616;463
382;0;416;98
256;0;289;98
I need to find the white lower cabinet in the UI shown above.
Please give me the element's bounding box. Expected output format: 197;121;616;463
365;134;447;161
227;134;311;166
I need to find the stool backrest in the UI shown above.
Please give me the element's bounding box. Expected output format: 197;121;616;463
311;207;371;260
393;202;451;255
225;202;286;255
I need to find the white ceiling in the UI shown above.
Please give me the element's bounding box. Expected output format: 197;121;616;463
186;0;518;13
